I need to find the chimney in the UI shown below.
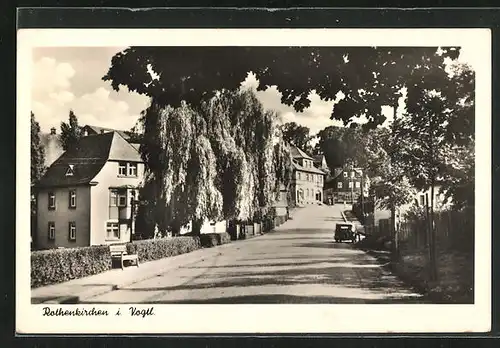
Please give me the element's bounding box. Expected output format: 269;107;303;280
50;127;56;135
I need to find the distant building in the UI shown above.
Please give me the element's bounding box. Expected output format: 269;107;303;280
34;131;144;249
81;125;133;141
82;124;141;152
327;166;367;204
312;154;330;176
371;184;452;237
290;146;326;206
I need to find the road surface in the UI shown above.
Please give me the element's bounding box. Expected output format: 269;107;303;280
83;204;426;304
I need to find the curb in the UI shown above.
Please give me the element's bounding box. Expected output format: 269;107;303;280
41;217;293;304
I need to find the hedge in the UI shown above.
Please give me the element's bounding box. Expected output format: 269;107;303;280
219;232;231;245
31;245;111;288
200;232;231;248
126;236;201;263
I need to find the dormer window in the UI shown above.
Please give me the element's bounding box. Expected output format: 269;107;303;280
118;162;127;176
118;162;138;177
128;163;138;177
65;165;75;176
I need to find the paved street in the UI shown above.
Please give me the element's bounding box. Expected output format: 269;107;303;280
83;205;426;304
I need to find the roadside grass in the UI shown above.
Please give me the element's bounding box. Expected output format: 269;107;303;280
357;235;473;303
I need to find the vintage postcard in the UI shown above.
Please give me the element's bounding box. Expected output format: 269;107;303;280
17;28;491;334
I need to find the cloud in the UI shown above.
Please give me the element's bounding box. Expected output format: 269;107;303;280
32;57;76;100
241;73;343;135
31;56;150;133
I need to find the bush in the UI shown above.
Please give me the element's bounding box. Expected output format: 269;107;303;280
126;236;201;263
219;232;231;245
31;245;112;288
200;232;231;247
200;234;219;248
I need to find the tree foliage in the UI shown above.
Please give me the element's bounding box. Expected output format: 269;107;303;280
137;89;281;236
103;45;473;215
103;46;460;129
280;122;313;154
31;112;46;185
59;110;83;151
393;63;475;209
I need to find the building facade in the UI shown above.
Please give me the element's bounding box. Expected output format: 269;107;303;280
290;146;325;206
327;166;365;204
35;131;144;249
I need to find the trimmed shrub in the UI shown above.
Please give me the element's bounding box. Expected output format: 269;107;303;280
181;232;231;247
219;232;231;245
31;245;112;288
126;236;201;263
200;233;219;248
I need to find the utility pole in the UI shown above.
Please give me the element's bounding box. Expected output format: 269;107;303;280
360;169;364;222
350;164;354;205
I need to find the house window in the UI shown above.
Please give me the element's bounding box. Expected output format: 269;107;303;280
110;190;117;206
419;194;425;206
118;162;127;176
128;163;138;177
337;182;343;189
297;172;301;180
106;222;120;240
306;188;309;197
348;181;353;189
355;181;361;189
48;192;55;210
343;172;348;177
69;190;76;208
118;190;127;207
110;189;127;207
68;222;76;241
351;171;355;178
48;222;55;240
65;164;74;176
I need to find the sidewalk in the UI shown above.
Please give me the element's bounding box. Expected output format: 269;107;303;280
32;209;298;304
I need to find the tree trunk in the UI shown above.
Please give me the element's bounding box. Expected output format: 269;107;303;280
430;182;438;281
390;202;399;260
191;219;203;236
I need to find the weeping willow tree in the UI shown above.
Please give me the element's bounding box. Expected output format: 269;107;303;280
137;89;281;237
201;89;279;223
137;101;222;237
273;128;294;206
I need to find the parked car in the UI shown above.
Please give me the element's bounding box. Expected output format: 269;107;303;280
334;223;357;243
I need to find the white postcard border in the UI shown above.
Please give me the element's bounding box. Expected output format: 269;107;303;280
17;28;491;334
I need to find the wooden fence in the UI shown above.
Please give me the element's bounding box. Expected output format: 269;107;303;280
364;208;474;254
398;208;474;253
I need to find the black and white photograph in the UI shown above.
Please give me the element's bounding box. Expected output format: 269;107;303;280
17;28;491;334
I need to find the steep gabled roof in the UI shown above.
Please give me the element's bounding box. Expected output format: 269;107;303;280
292;161;326;175
290;146;314;160
108;132;142;162
37;132;141;188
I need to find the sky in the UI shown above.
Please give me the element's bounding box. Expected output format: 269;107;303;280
31;46;474;137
